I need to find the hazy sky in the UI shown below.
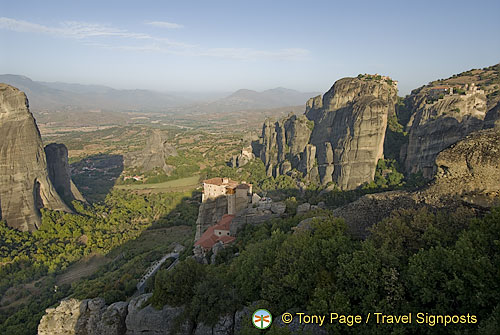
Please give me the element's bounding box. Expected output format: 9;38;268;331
1;0;499;95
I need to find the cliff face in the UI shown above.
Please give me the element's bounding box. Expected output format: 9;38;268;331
483;100;500;130
45;143;86;206
230;146;255;168
258;114;314;178
430;128;500;205
255;76;397;190
0;84;70;231
124;129;177;174
402;85;487;177
38;294;243;335
194;196;228;240
334;128;500;238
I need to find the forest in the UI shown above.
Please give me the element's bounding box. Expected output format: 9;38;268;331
150;206;500;334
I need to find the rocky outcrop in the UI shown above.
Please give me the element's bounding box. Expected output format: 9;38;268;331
230;146;255;168
45;143;86;206
430;128;500;207
194;196;228;240
335;128;500;238
0;84;70;231
124;129;177;174
38;294;242;335
483;100;500;130
402;84;487;178
38;298;128;335
307;77;397;189
125;294;191;335
257;114;314;178
254;76;397;190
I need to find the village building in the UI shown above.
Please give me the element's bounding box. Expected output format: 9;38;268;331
194;214;236;251
428;85;454;97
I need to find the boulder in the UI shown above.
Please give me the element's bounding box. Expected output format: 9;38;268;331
270;202;286;215
38;298;128;335
125;294;190;335
38;299;82;335
296;203;311;214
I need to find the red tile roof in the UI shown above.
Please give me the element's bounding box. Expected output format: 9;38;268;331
219;235;236;244
203;177;238;186
215;214;234;230
195;226;219;249
194;215;235;250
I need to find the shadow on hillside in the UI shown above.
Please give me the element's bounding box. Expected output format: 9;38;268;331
37;181;423;334
70;154;124;203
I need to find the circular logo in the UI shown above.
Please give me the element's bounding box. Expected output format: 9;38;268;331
252;309;272;329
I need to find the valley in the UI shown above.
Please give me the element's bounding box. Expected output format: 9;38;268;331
1;63;500;335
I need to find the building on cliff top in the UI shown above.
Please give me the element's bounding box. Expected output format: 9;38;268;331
194;214;236;250
202;177;253;215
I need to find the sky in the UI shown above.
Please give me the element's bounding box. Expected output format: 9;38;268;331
1;0;499;95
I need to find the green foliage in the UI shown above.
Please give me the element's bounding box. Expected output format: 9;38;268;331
148;206;500;334
364;159;404;190
0;190;195;335
384;101;408;162
306;120;314;131
150;260;242;329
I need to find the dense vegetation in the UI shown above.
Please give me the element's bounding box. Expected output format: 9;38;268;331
151;207;500;334
0;190;197;335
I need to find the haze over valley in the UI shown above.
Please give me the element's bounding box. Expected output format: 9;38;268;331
1;1;500;335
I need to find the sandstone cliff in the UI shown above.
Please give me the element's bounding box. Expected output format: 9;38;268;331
230;146;255;168
194;196;228;240
0;84;70;231
45;143;86;206
124;129;177;174
335;128;500;237
402;84;487;177
254;75;397;190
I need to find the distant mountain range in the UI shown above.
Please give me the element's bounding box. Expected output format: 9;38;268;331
0;74;319;113
220;87;320;109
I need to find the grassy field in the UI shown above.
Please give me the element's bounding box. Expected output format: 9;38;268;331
115;175;200;193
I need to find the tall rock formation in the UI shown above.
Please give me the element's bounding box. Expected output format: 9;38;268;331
45;143;86;206
254;75;398;190
124;129;177;174
0;84;70;231
402;84;487;178
230;146;255;168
